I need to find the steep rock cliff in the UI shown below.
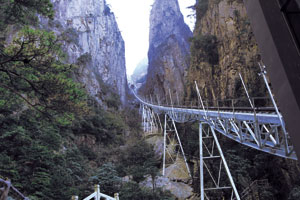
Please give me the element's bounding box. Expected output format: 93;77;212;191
142;0;192;102
185;1;300;199
42;0;127;105
186;0;265;102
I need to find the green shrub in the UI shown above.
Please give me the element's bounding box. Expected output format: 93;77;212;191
77;53;92;66
0;111;89;199
106;93;121;109
117;140;159;183
196;0;209;21
72;108;126;145
62;28;79;44
79;145;97;160
190;34;219;65
89;163;121;196
289;186;300;200
119;182;174;200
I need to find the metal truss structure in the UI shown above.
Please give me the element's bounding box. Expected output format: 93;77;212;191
135;66;296;160
138;96;296;159
134;66;296;199
199;123;240;200
141;104;161;134
162;114;191;178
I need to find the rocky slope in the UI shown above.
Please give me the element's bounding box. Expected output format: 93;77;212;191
186;0;265;102
41;0;127;105
142;0;192;103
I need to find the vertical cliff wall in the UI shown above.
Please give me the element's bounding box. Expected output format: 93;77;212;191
185;1;300;199
142;0;192;103
186;0;265;102
42;0;127;105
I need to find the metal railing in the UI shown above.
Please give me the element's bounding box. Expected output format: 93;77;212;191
72;185;119;200
134;90;297;160
140;96;275;113
0;178;29;200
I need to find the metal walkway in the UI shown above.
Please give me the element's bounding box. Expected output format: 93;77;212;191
135;92;296;160
134;65;296;160
134;66;297;200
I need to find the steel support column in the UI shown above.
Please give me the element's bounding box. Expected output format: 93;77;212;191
199;122;240;200
163;114;167;176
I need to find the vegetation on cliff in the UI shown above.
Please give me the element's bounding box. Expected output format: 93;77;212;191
0;1;173;199
186;0;265;102
0;0;53;31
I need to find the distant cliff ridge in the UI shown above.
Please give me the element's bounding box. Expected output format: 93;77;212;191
142;0;192;102
131;58;148;89
42;0;128;105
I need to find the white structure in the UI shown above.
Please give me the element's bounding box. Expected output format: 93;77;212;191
72;185;119;200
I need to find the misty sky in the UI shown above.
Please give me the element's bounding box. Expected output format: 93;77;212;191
106;0;196;76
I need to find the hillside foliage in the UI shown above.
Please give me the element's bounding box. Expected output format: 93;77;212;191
0;0;173;199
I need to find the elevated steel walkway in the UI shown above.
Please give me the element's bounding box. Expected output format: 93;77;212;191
134;92;296;160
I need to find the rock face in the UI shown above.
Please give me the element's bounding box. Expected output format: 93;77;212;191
145;135;164;159
164;157;190;181
140;176;193;200
43;0;127;105
142;0;192;103
186;0;265;102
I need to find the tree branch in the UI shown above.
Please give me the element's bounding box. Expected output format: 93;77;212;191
0;82;51;118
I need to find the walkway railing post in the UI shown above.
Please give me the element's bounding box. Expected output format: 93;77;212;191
239;73;254;108
156;94;161;106
176;91;180;106
195;81;207;119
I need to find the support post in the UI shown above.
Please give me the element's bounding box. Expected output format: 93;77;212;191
142;105;146;132
0;179;11;200
71;196;78;200
163;114;167;176
172;119;192;177
210;127;240;200
114;193;119;200
198;123;240;199
95;185;100;200
199;123;204;200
